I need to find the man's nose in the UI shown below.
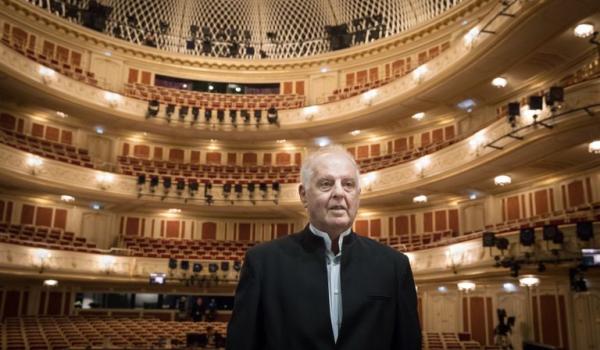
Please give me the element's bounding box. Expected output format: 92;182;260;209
331;180;344;196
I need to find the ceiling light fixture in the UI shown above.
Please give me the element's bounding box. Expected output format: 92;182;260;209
494;175;512;186
350;130;361;136
519;275;540;287
167;208;181;214
457;281;476;292
588;140;600;154
43;279;58;287
104;91;122;107
411;112;425;121
574;23;595;38
60;195;75;203
413;195;428;203
492;77;508;88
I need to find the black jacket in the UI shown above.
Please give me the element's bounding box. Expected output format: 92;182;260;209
226;226;421;350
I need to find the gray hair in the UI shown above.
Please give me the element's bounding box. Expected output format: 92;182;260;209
300;145;361;189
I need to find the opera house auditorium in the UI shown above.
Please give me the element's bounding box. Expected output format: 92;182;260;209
0;0;599;348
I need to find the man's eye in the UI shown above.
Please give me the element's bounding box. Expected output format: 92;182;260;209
319;181;332;189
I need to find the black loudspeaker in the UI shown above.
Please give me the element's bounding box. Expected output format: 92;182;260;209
542;225;558;241
186;333;208;347
168;258;177;269
528;95;543;110
508;102;520;116
519;227;535;246
483;232;496;247
546;86;564;105
495;237;509;250
193;262;203;273
209;263;218;273
576;221;593;241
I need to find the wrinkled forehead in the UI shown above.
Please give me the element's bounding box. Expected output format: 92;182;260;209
310;153;359;181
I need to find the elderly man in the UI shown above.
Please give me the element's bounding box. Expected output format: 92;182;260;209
227;145;421;350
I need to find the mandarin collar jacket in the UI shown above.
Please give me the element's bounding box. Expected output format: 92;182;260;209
226;225;421;350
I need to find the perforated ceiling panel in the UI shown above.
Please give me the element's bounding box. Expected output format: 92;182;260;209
27;0;464;59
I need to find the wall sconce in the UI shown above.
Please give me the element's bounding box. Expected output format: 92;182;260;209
361;172;377;191
96;172;114;189
446;246;465;274
303;105;319;120
469;131;486;155
412;65;428;83
415;156;430;177
463;27;480;47
26;154;43;175
362;89;378;105
104;91;122;108
38;66;57;84
457;281;476;292
35;249;51;273
99;255;116;274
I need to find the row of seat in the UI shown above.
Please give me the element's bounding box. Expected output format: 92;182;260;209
0;224;99;254
122;236;257;260
0;129;94;169
424;332;482;350
2;38;98;86
2;316;227;350
124;82;305;110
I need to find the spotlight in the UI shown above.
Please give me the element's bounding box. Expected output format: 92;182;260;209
230;110;237;126
201;39;212;54
234;183;243;198
168;258;177;270
193;262;203;273
542;225;559;241
247;183;255;193
510;263;520;277
208;263;218;273
204;183;213;203
537;262;546;273
482;231;496;247
519;227;535;246
221;261;230;272
137;174;146;186
163;177;172;190
545;86;564;107
166;104;175;119
528;95;543;111
254;110;262;125
204;109;212;122
223;183;232;199
189;181;199;196
233;261;241;271
147;100;160;118
150;175;159;192
259;183;268;198
241;110;250;123
217;109;225;123
495;237;509;251
191;107;200;122
180;260;190;270
179;106;189;120
176;179;185;195
576;221;593;241
267;107;278;124
507;102;520;127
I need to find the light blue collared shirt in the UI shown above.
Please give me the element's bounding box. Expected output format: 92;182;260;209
309;224;351;343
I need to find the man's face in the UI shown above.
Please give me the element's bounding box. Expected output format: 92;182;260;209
299;153;361;235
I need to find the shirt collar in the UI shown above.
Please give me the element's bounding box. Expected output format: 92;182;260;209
309;224;351;256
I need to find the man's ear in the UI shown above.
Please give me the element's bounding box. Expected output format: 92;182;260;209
298;184;308;208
